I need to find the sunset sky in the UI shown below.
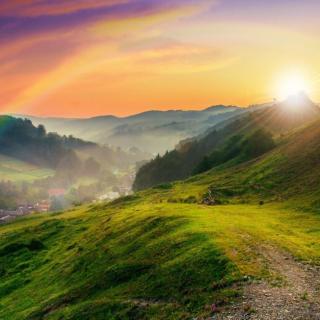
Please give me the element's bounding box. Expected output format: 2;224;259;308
1;0;320;117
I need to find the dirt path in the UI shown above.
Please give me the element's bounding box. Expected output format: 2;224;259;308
216;245;320;320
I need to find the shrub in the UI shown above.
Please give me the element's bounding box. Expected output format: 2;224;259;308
153;183;173;190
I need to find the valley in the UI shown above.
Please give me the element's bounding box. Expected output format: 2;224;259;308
0;106;248;221
0;116;145;215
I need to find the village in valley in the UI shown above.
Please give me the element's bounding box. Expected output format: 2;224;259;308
0;201;50;223
0;188;65;224
0;179;133;224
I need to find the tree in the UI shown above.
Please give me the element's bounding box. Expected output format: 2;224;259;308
243;129;275;158
193;156;212;174
37;124;46;137
55;151;82;185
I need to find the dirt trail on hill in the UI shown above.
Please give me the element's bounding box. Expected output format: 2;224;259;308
216;245;320;320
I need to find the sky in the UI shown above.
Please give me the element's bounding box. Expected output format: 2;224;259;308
1;0;320;117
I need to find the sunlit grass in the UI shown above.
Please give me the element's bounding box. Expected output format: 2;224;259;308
1;196;320;319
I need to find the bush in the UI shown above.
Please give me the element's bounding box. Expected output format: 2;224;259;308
153;183;173;190
110;195;140;206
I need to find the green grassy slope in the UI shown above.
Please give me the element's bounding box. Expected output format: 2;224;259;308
168;119;320;208
1;119;320;319
0;201;238;320
0;155;54;182
2;200;320;319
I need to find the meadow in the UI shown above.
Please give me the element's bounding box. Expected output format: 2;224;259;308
1;185;320;319
0;155;54;183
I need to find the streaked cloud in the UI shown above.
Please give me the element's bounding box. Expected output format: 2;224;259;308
0;0;320;117
0;1;130;16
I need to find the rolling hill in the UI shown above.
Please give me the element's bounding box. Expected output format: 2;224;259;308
0;116;93;170
1;102;320;319
0;115;148;177
134;94;320;190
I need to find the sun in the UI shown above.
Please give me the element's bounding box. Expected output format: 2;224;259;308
276;72;310;100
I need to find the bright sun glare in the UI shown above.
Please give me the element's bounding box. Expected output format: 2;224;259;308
277;73;310;100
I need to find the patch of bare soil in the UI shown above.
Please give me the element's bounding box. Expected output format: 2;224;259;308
216;245;320;320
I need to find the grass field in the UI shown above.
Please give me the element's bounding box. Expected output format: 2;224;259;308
1;188;320;319
0;155;54;182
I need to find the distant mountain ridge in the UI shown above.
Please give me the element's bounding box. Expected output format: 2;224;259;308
13;105;247;155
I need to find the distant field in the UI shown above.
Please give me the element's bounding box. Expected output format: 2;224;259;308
0;154;54;182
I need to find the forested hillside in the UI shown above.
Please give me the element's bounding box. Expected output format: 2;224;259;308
134;94;320;190
0;116;89;169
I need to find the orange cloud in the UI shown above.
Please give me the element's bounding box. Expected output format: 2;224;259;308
1;1;215;115
1;0;320;118
127;43;235;73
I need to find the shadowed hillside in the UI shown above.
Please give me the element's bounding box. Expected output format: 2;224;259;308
0;116;90;169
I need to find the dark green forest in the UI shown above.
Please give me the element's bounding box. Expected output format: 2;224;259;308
0;116;92;169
